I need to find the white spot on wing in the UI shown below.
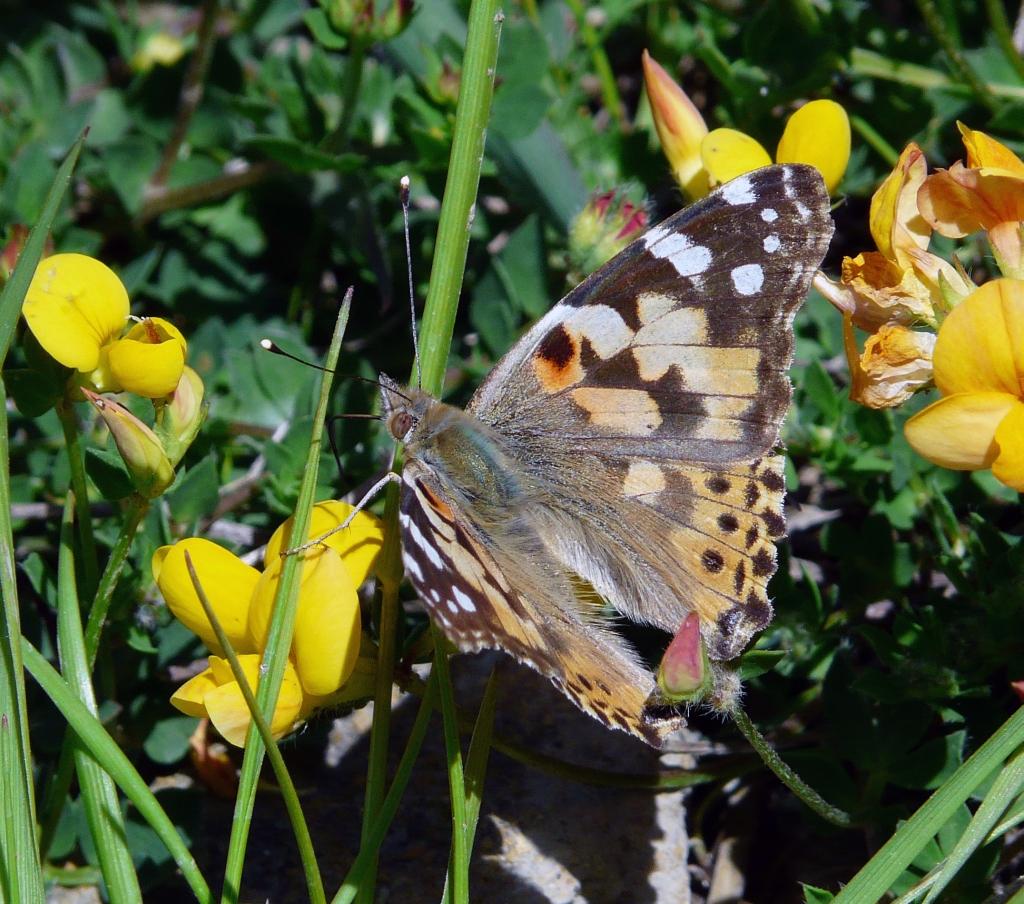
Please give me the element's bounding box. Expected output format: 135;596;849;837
406;518;443;568
401;550;424;581
761;208;778;223
648;232;712;277
642;224;670;249
731;263;764;296
795;201;810;219
763;234;780;253
453;586;477;613
721;175;755;205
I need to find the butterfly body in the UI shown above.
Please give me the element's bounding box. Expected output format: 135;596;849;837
385;165;834;746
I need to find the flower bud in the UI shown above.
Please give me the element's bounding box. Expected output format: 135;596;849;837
569;189;648;277
657;612;712;702
157;366;207;466
84;389;174;498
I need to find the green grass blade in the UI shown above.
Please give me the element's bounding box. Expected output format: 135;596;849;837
921;745;1024;903
0;377;44;903
183;552;326;904
22;639;212;903
442;668;498;903
416;0;503;393
0;130;87;367
835;705;1024;903
56;496;141;901
221;288;352;903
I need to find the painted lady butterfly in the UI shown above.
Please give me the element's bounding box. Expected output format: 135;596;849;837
382;165;833;746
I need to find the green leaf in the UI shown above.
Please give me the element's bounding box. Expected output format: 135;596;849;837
84;448;134;501
245;135;363;173
143;717;195;765
304;8;348;49
167;455;220;523
493;215;549;319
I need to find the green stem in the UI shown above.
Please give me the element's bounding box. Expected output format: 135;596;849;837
417;0;504;393
562;0;625;128
914;0;1000;112
184;552;325;904
39;496;148;857
83;497;148;667
137;161;277;224
731;706;853;828
983;0;1024;83
849;114;899;168
432;625;469;903
56;400;98;598
354;476;402;904
321;40;368;154
0;377;44;903
56;496;141;902
221;290;352;903
849;47;1024;100
333;678;438;904
149;0;221;190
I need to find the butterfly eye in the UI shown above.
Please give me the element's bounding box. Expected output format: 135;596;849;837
389;410;415;440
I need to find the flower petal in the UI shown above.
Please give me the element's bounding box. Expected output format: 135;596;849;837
152;538;259;654
203;655;305;746
642;51;709;200
24;254;130;371
958;122;1024;177
839;251;936;330
848;323;936;409
107;336;186;398
904;391;1019;470
869;143;930;266
264;501;384;587
170;665;220;718
700;129;772;188
932;278;1024;396
291;550;361;696
992;400;1024;491
775;99;850;194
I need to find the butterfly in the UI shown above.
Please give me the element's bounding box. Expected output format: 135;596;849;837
381;165;834;746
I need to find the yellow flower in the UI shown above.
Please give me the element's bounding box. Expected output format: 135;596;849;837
904;279;1024;491
843;320;936;409
702;99;851;195
816;143;972;333
641;50;709;200
130;32;187;74
643;51;849;197
918;123;1024;278
25;254;186;398
152;503;384;746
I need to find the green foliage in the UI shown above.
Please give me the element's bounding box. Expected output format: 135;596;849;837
3;0;1024;901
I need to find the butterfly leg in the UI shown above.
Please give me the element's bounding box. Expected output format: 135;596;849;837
285;470;401;555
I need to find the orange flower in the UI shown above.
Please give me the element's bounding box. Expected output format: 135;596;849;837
816;143;972;332
918;124;1024;279
843;320;936;409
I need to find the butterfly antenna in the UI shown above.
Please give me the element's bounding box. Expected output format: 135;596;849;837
401;175;422;389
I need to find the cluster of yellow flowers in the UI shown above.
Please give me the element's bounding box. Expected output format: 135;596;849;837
819;126;1024;492
22;253;381;746
643;53;1022;493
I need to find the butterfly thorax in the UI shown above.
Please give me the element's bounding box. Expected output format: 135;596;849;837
382;380;529;524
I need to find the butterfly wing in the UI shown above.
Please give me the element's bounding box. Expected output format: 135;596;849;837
465;164;833;660
398;463;681;745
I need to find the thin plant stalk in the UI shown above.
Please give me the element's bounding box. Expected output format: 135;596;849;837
984;0;1024;82
562;0;624;127
56;400;99;597
0;135;87;898
731;706;853;828
55;496;141;901
23;639;212;903
333;678;439;904
431;623;469;903
321;40;368;154
183;551;325;904
915;0;1000;112
849;47;1024;99
39;495;150;856
220;289;352;903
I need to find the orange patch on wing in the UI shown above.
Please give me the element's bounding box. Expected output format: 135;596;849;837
569;387;662;434
532;324;585;392
419;482;454;522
